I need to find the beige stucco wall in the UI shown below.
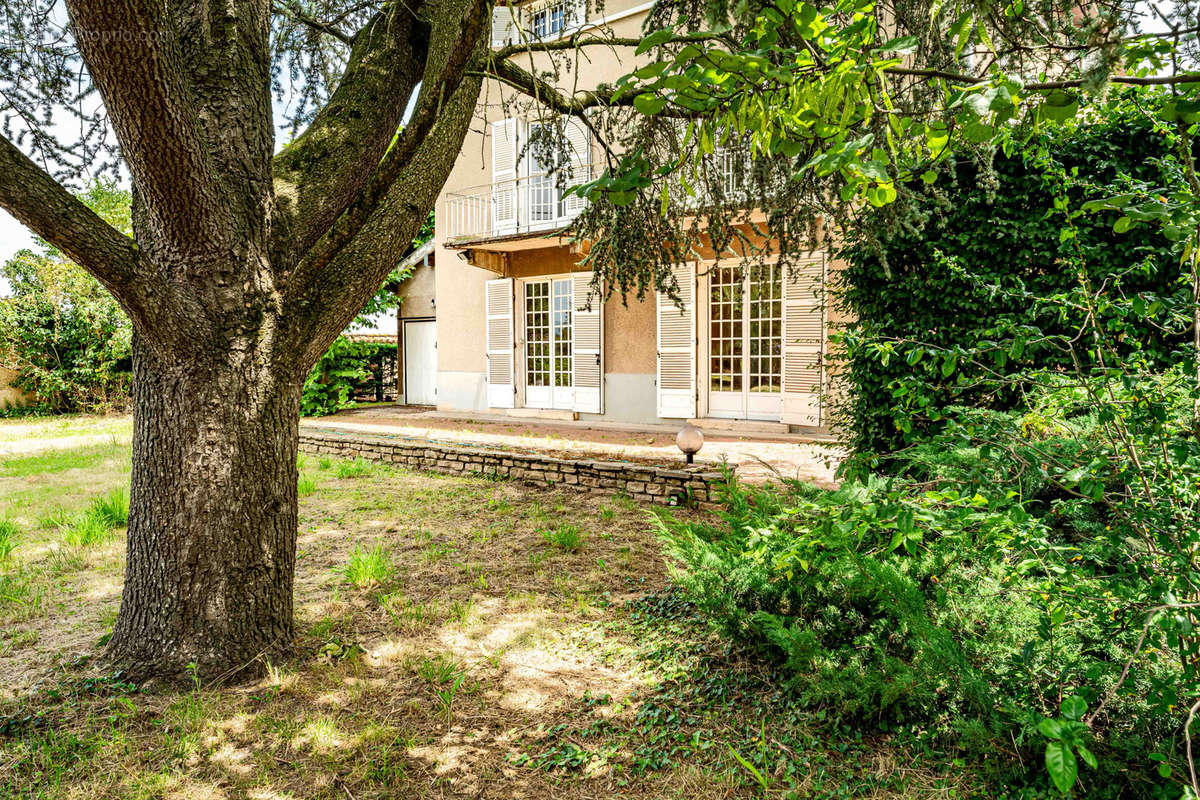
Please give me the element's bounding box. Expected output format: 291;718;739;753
399;260;436;320
435;0;658;407
430;0;846;428
438;2;653;205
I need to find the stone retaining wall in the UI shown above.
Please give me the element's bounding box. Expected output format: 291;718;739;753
299;429;724;506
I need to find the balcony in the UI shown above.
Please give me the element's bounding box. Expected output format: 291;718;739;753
441;149;773;246
442;165;599;245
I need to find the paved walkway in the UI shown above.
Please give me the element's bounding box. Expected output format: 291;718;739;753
301;406;842;487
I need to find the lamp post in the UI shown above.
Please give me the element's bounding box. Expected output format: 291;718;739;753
676;423;704;465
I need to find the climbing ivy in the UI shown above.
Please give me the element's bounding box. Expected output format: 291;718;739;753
836;92;1194;454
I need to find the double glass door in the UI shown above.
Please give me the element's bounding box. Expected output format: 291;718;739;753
707;262;783;420
524;278;574;410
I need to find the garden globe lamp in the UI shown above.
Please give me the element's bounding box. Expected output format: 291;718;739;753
676;423;704;465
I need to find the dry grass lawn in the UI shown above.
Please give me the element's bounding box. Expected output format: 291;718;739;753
0;415;983;799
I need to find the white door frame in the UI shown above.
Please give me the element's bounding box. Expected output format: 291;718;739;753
520;275;575;410
701;259;784;422
401;318;437;405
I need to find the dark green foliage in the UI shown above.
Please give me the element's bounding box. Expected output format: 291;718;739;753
837;93;1192;453
301;337;397;416
657;467;1179;796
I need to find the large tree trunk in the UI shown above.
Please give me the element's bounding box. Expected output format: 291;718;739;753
0;0;488;682
107;335;301;679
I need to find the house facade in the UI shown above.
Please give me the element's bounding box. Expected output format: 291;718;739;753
397;0;840;431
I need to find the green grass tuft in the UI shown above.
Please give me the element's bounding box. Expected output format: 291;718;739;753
416;653;462;685
0;519;18;561
0;571;44;618
541;523;585;553
298;474;318;496
344;544;394;587
62;512;115;548
334;457;374;479
37;507;71;530
88;488;129;528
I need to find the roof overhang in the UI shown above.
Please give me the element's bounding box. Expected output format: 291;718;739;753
443;228;575;253
397;239;436;271
446;229;589;275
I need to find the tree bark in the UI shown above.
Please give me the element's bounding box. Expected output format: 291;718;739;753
107;335;301;679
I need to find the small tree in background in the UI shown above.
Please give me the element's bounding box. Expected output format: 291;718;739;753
0;180;132;413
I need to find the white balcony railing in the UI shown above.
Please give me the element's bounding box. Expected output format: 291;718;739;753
441;150;771;244
442;165;598;243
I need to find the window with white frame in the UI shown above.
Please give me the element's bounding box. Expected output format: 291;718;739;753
525;0;581;39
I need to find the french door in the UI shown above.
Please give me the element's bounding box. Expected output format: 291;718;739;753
524;278;574;410
707;262;783;420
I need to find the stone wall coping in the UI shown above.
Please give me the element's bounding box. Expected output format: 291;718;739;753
298;428;728;506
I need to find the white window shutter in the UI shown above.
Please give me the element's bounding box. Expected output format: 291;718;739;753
572;271;603;414
485;278;515;408
656;262;696;419
491;119;519;232
561;114;591;215
781;252;825;426
490;6;516;47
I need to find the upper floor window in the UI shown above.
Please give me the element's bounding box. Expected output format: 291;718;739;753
530;1;567;37
492;0;585;46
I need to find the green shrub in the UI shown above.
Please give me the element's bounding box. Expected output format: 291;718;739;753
0;180;133;414
837;93;1190;453
88;488;129;528
302;337;397;416
344;544;394;587
657;469;1177;795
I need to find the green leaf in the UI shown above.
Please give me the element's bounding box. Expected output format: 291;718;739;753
1113;216;1132;233
1040;90;1079;122
1045;741;1077;794
876;35;918;54
940;353;957;377
1038;718;1065;740
633;94;667;116
636;29;676;55
1076;744;1098;770
1060;696;1087;722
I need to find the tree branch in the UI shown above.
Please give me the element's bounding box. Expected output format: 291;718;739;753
490;30;734;60
282;0;490;363
271;0;430;259
64;0;232;261
0;133;178;331
884;66;1200;91
288;0;491;292
481;59;703;119
272;1;354;45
